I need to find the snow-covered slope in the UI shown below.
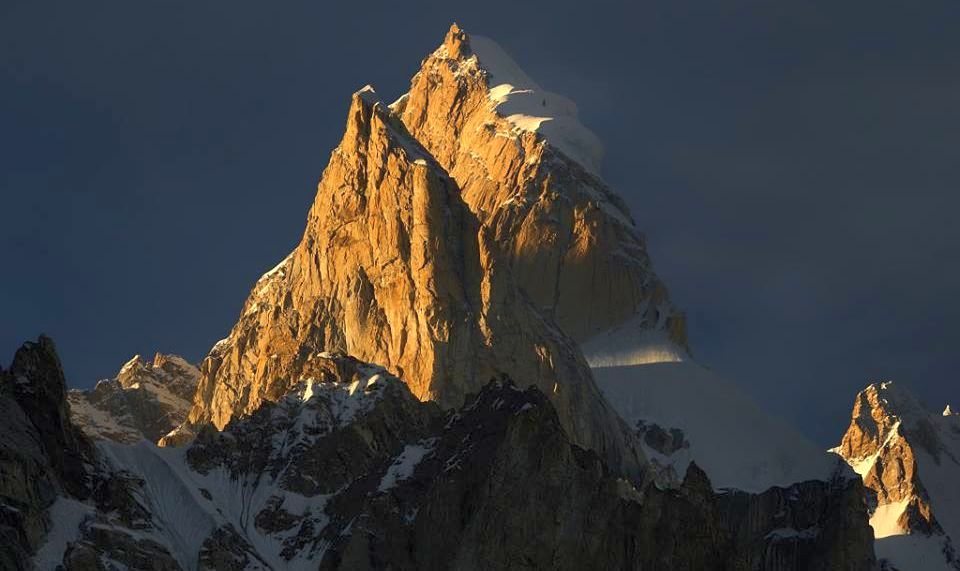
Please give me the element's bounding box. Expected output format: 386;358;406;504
875;535;958;571
593;360;843;492
834;382;960;570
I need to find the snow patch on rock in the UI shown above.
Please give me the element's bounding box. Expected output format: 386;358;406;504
871;499;910;539
33;498;95;569
378;438;438;492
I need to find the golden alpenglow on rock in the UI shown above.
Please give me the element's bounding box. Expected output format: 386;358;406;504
395;25;685;348
833;381;960;569
163;25;687;473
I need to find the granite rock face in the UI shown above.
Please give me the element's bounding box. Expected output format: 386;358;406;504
69;353;199;444
393;24;686;347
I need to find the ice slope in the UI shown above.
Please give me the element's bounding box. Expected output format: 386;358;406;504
911;413;960;549
98;443;221;570
592;361;841;492
96;429;328;571
875;534;958;571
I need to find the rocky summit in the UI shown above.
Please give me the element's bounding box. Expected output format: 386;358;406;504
68;353;199;444
2;23;886;571
0;337;93;571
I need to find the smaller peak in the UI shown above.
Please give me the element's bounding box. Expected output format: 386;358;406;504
944;405;956;417
119;354;144;374
866;380;907;398
443;22;470;58
349;85;387;120
36;334;57;351
353;84;380;105
17;334;58;359
871;380;897;392
92;378;117;391
861;380;929;422
152;352;190;368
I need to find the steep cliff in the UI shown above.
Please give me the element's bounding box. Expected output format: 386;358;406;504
0;337;93;570
392;25;686;352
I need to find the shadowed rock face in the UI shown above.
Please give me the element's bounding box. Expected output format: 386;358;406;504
171;26;654;475
313;380;874;571
1;338;877;570
0;336;93;570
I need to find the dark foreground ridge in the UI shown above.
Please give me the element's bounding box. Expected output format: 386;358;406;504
1;338;875;570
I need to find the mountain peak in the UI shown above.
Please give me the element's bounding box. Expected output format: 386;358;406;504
443;22;469;58
170;22;688;475
423;24;605;175
839;382;920;434
834;381;960;569
69;352;199;443
117;354;145;380
394;25;685;347
352;83;380;105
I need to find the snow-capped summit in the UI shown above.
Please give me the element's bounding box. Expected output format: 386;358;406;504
423;23;604;175
946;405;956;417
834;381;960;570
394;23;688;348
468;34;604;175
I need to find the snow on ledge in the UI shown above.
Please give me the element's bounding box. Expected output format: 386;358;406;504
33;498;95;568
377;438;438;492
469;35;604;176
580;314;687;368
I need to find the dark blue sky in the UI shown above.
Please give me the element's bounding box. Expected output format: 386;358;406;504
2;0;958;444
